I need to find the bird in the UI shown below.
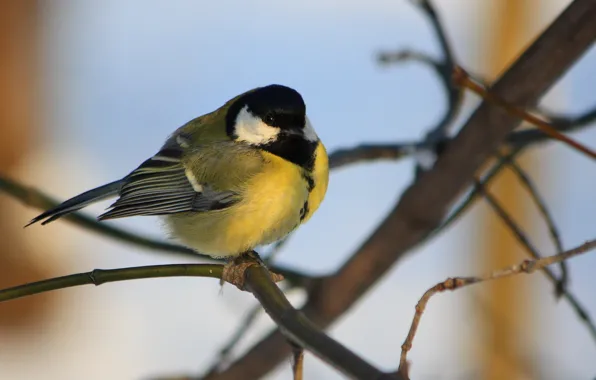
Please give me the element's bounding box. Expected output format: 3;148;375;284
27;84;329;260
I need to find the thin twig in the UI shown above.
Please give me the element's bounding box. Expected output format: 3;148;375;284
201;304;263;376
503;155;567;294
453;66;596;160
379;0;463;143
478;184;596;342
507;105;596;148
427;149;521;241
398;238;596;371
290;341;305;380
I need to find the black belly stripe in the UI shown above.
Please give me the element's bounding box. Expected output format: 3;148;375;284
302;172;315;192
299;200;309;221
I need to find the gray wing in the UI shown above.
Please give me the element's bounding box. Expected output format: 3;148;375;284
98;139;238;220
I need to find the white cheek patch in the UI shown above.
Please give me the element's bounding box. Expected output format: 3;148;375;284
303;116;319;142
234;106;280;145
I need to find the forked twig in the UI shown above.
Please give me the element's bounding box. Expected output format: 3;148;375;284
398;238;596;371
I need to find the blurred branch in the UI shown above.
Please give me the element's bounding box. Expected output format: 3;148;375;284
0;176;207;260
507;105;596;148
398;238;596;370
379;0;462;144
0;259;402;380
428;149;522;240
202;304;264;377
290;341;305;380
328;143;417;169
477;183;596;342
210;1;596;378
503;155;568;293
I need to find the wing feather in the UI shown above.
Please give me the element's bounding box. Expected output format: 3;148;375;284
99;144;238;220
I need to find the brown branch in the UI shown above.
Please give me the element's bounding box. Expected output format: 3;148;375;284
477;184;596;342
243;265;402;380
398;238;596;370
507;104;596;148
453;66;596;160
209;1;596;378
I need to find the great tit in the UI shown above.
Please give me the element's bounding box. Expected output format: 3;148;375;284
28;84;329;258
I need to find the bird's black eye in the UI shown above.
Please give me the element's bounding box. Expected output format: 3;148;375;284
264;113;276;125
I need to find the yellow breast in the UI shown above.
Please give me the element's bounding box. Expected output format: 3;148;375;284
166;147;325;257
225;150;310;249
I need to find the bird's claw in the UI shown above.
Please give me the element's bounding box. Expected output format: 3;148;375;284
220;251;284;290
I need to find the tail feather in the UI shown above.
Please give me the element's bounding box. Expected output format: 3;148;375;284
26;180;123;226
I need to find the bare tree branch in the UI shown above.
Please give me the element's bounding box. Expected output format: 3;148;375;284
244;265;402;380
477;183;596;342
379;0;462;144
507;105;596;148
398;238;596;370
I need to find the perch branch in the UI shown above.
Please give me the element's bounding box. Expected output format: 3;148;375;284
0;260;402;380
0;264;223;302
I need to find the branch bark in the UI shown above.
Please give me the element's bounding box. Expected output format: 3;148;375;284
209;1;596;378
0;261;404;380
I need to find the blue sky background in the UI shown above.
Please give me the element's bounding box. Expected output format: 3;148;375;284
2;0;596;379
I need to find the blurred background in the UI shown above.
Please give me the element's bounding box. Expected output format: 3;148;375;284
0;0;595;379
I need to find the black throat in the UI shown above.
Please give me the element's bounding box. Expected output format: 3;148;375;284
260;135;317;171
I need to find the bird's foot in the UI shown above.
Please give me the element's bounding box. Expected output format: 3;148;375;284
220;250;284;290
